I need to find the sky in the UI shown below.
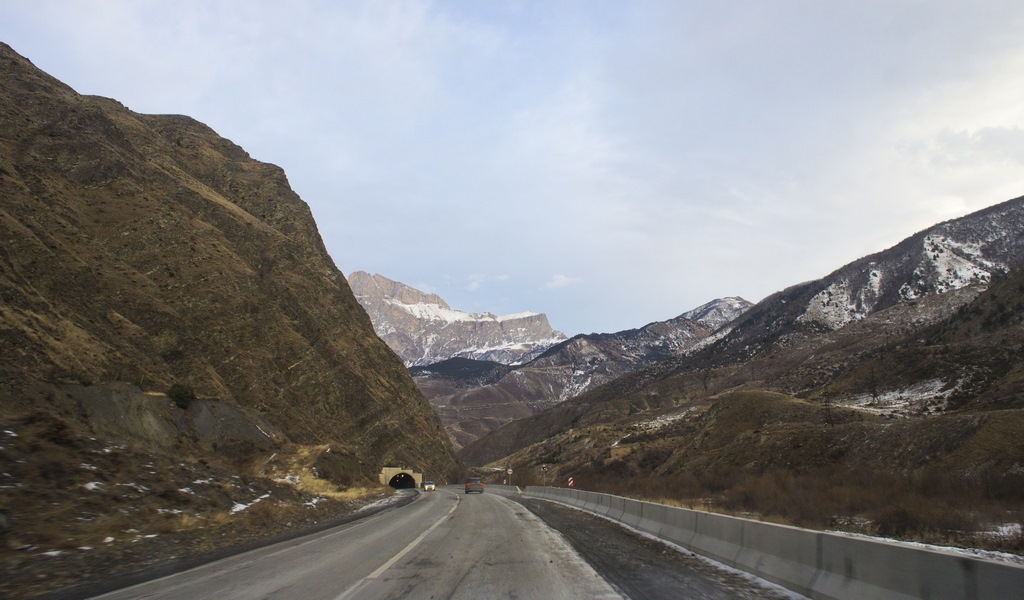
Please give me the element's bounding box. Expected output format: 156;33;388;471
4;1;1024;336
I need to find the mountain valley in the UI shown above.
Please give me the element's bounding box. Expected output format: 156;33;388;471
2;35;1024;599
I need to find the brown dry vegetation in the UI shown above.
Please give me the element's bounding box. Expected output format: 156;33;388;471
500;390;1024;556
0;406;395;599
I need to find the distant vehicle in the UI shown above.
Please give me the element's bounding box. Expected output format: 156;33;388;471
465;477;484;494
423;480;436;491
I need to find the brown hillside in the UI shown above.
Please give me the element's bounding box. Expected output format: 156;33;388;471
0;42;455;473
0;42;459;597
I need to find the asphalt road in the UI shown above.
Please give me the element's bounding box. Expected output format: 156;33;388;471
90;486;799;600
91;488;619;600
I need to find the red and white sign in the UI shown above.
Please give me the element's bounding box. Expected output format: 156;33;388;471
567;477;574;487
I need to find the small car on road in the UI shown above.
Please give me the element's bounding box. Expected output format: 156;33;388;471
465;477;484;494
423;480;436;491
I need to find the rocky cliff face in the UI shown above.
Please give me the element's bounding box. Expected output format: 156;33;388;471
0;42;457;477
348;271;567;366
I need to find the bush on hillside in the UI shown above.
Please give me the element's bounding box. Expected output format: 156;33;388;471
167;383;196;410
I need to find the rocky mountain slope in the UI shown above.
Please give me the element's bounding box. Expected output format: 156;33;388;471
348;271;566;366
0;42;458;598
462;195;1024;467
458;197;1024;553
413;297;751;448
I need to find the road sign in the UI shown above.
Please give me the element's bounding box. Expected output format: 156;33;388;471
567;476;574;487
507;468;513;475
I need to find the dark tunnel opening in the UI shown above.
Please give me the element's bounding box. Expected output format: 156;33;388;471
388;472;417;489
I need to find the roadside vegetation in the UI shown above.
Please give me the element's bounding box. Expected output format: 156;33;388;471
500;390;1024;558
0;406;392;600
579;465;1024;555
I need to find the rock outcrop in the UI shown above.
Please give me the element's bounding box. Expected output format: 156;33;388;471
349;271;566;366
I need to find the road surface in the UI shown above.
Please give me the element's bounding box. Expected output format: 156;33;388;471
91;487;799;599
92;488;617;599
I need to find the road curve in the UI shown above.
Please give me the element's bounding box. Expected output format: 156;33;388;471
91;488;621;600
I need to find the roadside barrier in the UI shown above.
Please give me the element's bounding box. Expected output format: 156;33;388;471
524;486;1024;600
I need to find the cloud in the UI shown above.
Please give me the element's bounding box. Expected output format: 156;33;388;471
5;1;1024;335
543;275;583;290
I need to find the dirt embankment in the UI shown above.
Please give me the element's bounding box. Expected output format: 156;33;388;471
0;383;391;600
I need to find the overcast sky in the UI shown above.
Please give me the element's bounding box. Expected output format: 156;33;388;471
4;1;1024;335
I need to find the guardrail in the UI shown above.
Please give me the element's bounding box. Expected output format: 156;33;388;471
524;486;1024;600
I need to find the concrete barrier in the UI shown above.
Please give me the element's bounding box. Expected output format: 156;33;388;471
735;518;821;597
523;486;1024;600
621;498;644;529
637;501;667;538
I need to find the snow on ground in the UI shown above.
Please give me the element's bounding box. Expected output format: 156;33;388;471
354;490;416;513
632;407;700;431
391;300;538;325
830;528;1024;566
230;491;272;514
838;379;954;417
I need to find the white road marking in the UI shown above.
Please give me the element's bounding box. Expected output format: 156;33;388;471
334;494;460;600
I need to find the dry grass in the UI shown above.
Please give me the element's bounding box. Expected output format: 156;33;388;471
583;464;1023;552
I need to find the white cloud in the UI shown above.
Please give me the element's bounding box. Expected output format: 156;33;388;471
4;0;1024;335
543;275;583;290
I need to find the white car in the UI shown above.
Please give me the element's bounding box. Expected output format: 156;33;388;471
423;480;436;491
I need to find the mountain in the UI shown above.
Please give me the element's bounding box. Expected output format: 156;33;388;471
348;271;566;366
715;196;1024;362
462;195;1024;468
458;198;1024;552
0;42;459;596
412;297;751;448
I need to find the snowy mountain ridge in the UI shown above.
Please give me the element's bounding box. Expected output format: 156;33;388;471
392;300;539;324
794;197;1024;331
348;271;567;367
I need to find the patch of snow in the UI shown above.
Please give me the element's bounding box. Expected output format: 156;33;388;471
831;529;1023;565
42;550;63;557
797;277;878;329
632;408;698;431
103;537;115;543
3;429;17;437
230;491;272;514
497;311;541;322
276;474;301;485
900;234;1002;300
119;482;150;492
391;301;499;324
83;481;103;491
838;379;954;416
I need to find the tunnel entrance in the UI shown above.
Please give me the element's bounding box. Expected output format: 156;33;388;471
388;472;417;489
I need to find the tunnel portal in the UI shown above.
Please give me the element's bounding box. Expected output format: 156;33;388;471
379;466;423;489
388;472;417;489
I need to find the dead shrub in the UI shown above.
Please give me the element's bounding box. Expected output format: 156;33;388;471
242;501;283;528
873;505;919;538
